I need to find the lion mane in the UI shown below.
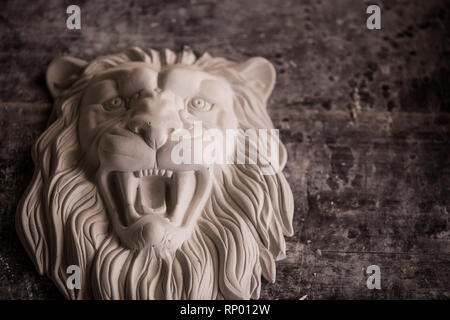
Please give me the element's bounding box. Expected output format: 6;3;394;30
16;47;294;299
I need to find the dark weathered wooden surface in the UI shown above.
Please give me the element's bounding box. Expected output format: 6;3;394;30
0;0;449;299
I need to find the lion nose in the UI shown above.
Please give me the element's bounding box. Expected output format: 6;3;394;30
127;92;182;149
127;118;165;149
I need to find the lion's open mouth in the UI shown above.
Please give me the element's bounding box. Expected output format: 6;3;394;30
109;167;211;230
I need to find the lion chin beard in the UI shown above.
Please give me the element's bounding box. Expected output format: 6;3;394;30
97;167;212;254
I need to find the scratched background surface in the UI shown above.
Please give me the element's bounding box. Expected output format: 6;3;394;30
0;0;449;299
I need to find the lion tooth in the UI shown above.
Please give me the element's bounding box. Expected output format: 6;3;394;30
145;169;150;176
137;170;143;178
170;171;196;226
160;169;165;176
154;169;159;175
166;170;173;178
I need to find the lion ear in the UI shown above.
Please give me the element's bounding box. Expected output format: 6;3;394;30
234;57;276;102
46;56;87;99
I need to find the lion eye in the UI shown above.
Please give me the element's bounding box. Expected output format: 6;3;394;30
188;97;212;112
103;97;126;111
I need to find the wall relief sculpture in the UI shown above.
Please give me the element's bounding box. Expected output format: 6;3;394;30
16;47;294;299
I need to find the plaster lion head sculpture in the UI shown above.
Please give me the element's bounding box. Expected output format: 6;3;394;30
17;47;294;299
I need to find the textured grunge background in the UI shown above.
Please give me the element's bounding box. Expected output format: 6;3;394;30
0;0;449;299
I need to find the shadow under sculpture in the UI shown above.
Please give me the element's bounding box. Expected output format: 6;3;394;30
16;47;294;299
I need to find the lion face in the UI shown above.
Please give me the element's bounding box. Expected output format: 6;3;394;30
78;63;239;251
17;47;294;300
